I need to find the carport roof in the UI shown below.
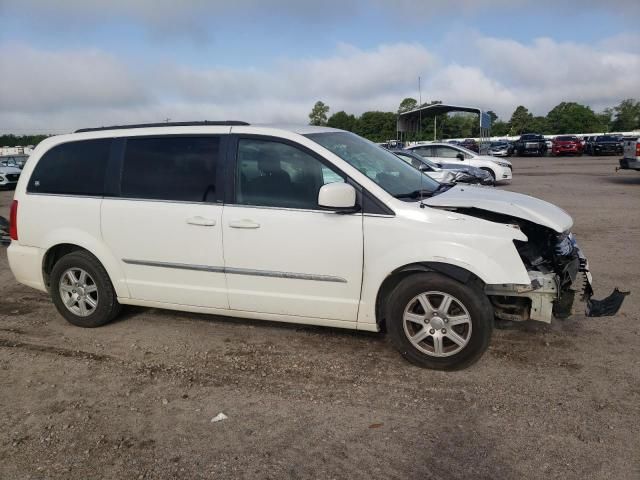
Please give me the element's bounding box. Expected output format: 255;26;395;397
397;103;491;133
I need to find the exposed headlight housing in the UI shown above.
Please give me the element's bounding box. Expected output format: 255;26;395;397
495;161;511;167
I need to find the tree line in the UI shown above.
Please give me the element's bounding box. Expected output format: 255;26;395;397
0;134;50;148
309;98;640;142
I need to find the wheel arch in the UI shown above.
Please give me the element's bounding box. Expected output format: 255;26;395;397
41;240;129;298
374;262;485;331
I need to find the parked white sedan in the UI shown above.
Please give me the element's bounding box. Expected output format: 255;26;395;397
405;142;512;183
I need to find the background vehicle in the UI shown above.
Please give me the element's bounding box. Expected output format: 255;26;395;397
390;149;494;185
405;142;512;183
489;141;514;157
390;149;456;183
551;135;583;156
460;138;479;153
590;135;623;156
514;133;547;156
618;137;640;171
0;165;21;189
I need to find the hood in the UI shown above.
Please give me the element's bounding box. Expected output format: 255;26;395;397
424;184;573;233
0;166;21;174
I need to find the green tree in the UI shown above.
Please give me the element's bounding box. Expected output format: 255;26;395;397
326;111;357;131
398;97;418;113
508;106;534;134
492;120;510;136
486;111;499;124
611;98;640;131
354;111;397;142
308;101;330;126
546;102;602;134
0;134;49;147
527;116;549;134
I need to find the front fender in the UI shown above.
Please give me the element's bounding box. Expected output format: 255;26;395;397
357;214;529;326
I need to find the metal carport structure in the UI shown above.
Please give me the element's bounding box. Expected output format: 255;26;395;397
397;103;492;152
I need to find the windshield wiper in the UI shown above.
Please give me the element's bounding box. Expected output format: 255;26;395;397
394;189;436;199
394;183;453;200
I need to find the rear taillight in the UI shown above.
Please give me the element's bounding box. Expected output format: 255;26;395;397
636;143;640;156
9;200;18;241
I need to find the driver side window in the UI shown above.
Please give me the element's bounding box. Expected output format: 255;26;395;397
236;139;345;210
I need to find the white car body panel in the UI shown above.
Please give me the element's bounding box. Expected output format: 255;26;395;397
221;205;363;321
425;185;574;233
8;124;565;333
101;199;228;308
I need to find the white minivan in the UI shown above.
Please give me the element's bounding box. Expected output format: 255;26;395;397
7;122;626;369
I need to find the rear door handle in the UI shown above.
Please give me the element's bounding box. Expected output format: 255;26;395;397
186;216;216;227
228;219;260;229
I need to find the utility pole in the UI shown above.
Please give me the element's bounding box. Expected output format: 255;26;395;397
163;118;171;123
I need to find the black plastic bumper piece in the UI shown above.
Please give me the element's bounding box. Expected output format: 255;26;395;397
586;288;630;317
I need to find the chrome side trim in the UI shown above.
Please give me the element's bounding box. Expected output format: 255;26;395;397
123;259;224;273
225;266;346;283
122;259;347;283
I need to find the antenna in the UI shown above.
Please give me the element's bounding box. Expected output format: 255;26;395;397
418;76;422;142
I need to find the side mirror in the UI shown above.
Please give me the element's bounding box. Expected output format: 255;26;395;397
318;182;358;212
456;153;464;160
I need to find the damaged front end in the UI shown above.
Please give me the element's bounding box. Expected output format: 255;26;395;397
461;209;628;323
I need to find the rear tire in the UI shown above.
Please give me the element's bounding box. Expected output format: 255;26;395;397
50;251;121;328
386;273;493;370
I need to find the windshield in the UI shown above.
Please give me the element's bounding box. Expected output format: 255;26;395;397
556;136;577;141
596;136;617;142
305;132;441;200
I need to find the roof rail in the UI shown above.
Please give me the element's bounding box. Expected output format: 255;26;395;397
75;120;250;133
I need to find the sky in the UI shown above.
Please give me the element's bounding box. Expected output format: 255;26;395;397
0;0;639;133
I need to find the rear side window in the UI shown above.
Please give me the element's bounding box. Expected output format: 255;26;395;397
121;136;220;202
27;139;111;195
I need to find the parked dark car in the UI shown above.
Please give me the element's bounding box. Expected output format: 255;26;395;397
390;149;494;185
589;135;623;156
514;134;547;156
551;135;583;156
460;138;479;153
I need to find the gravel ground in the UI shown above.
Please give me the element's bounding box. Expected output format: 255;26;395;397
1;155;639;480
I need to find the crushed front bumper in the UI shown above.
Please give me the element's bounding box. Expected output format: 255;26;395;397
486;237;629;322
576;247;629;317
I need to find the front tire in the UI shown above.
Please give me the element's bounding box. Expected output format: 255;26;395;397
386;273;493;370
50;251;121;327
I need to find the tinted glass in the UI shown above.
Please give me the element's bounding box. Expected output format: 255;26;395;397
414;146;433;156
596;136;616;142
556;136;577;141
121;136;219;202
27;139;110;195
236;139;345;209
436;146;460;158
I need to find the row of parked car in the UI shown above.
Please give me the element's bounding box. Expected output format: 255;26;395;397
439;133;631;158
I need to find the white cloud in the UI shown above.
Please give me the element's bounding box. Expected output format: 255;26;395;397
0;35;639;132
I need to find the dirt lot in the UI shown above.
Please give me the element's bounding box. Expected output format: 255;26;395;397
1;155;639;479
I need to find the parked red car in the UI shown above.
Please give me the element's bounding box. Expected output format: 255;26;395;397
551;135;583;156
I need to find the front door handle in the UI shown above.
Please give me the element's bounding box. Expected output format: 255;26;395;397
228;219;260;229
186;216;217;227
